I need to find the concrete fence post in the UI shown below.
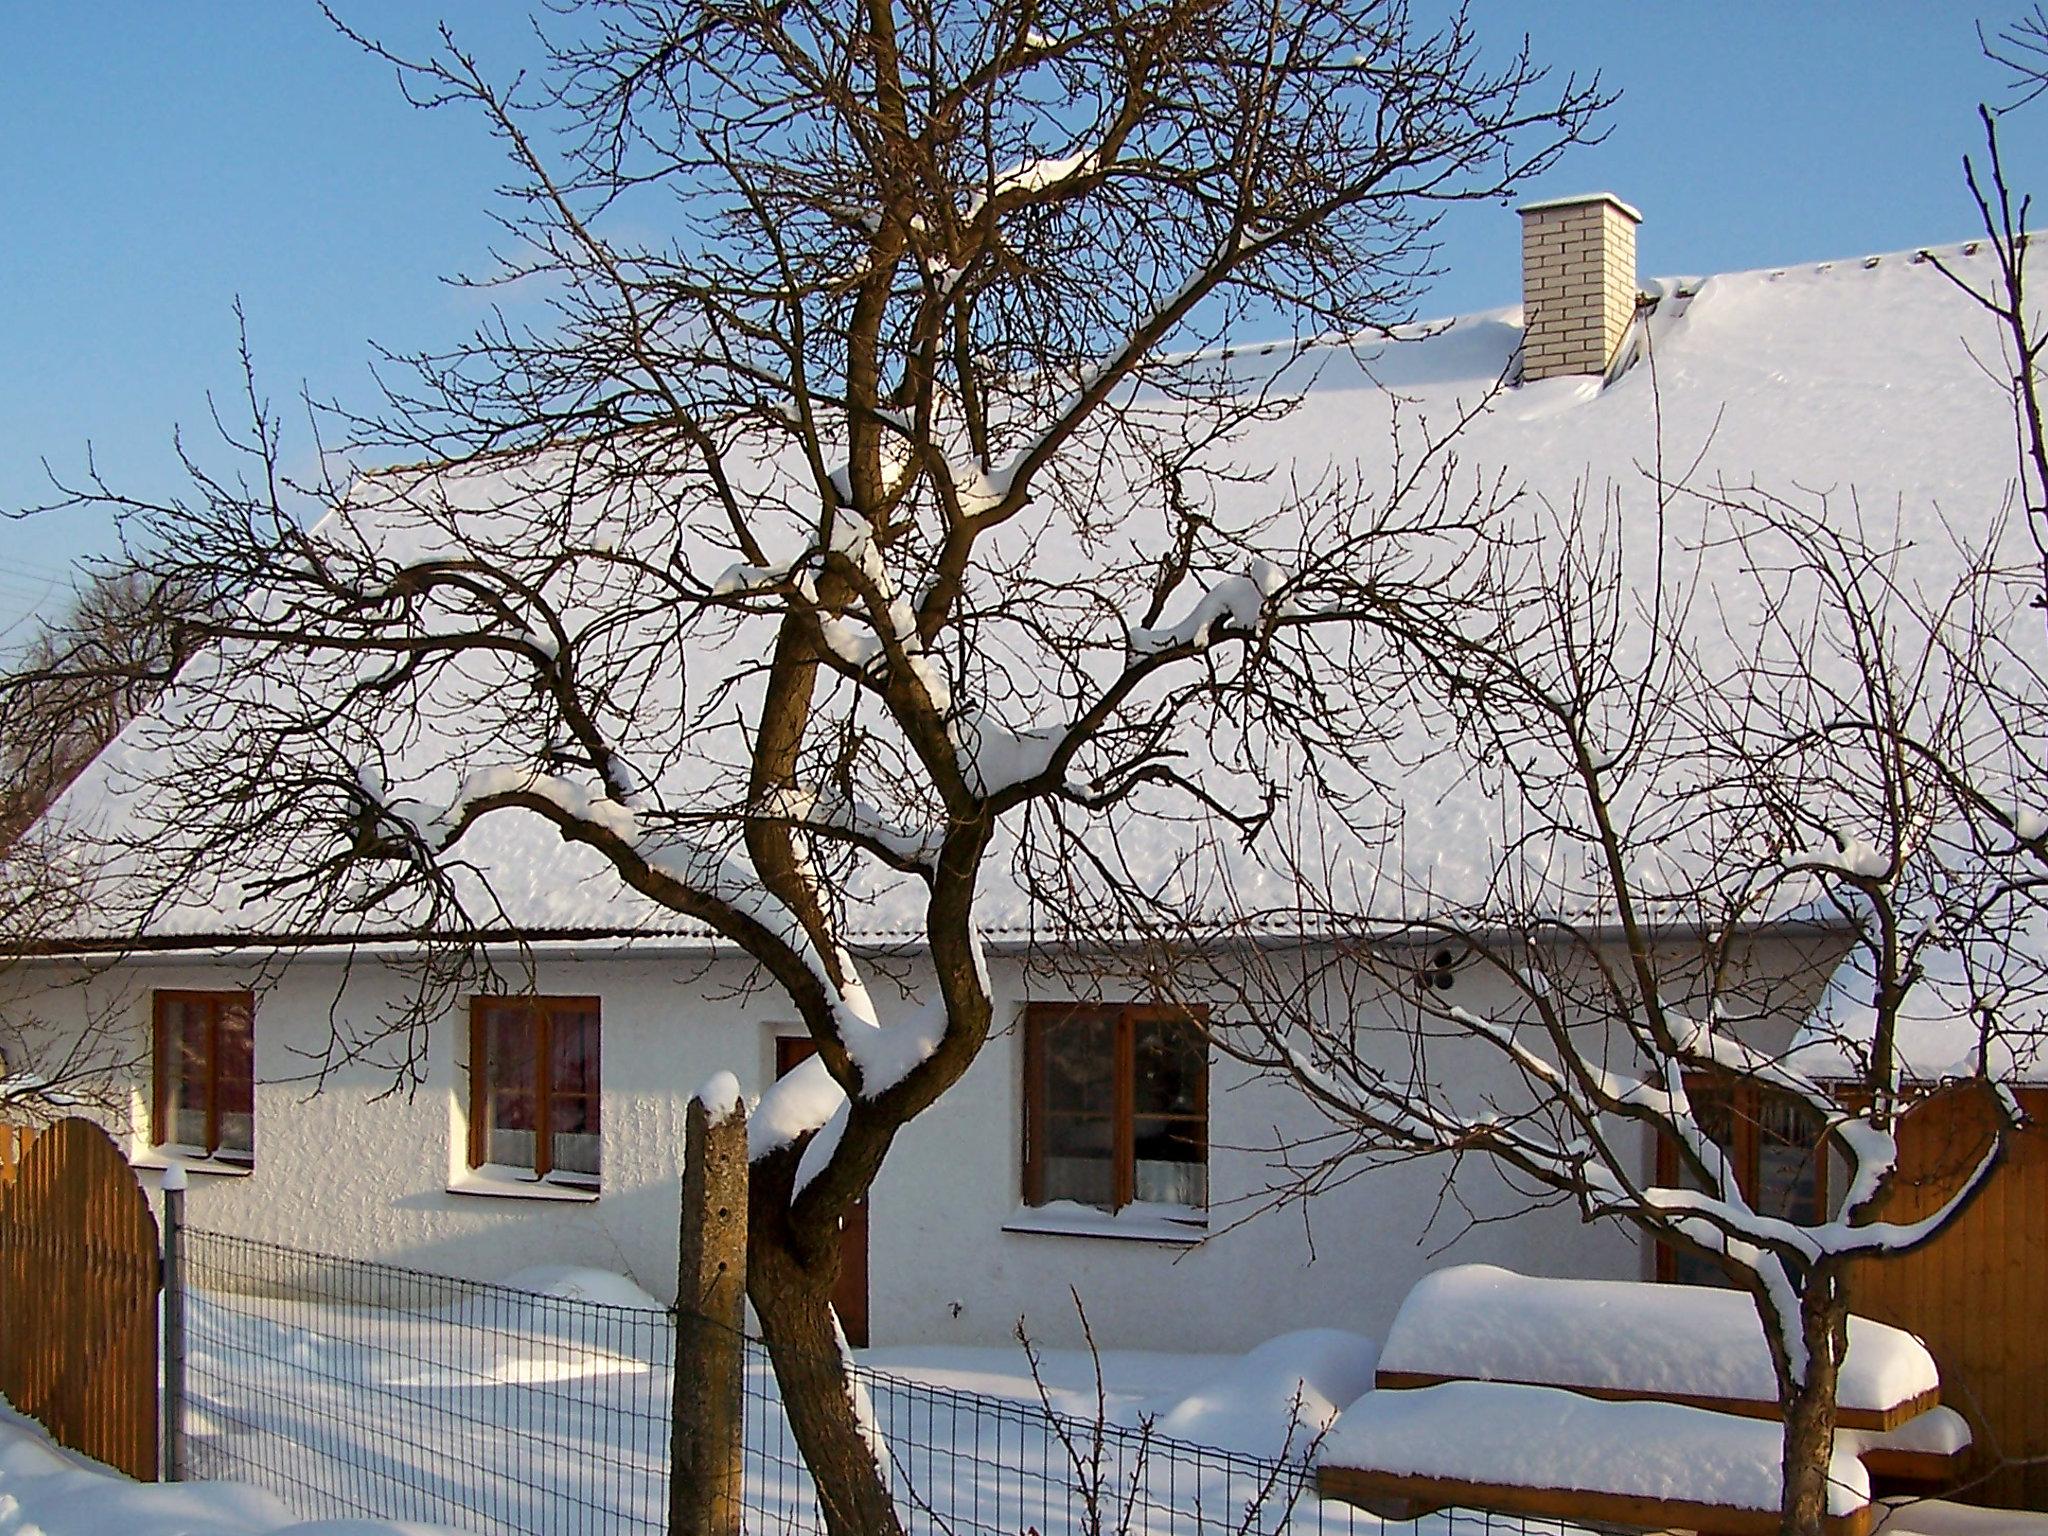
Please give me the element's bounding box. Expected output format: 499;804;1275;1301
671;1075;748;1536
160;1164;187;1482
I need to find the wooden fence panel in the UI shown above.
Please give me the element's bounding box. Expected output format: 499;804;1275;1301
0;1123;38;1181
1849;1086;2048;1510
0;1118;160;1481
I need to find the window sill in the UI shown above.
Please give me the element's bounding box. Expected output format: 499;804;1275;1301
134;1150;254;1178
448;1165;601;1203
1002;1202;1207;1246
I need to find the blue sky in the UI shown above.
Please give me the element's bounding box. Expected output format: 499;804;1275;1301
3;3;2044;637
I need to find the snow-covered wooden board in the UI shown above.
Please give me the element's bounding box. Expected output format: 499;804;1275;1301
1375;1267;1940;1430
1318;1380;1875;1536
1843;1407;1973;1488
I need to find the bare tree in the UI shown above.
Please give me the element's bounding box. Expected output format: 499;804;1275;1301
0;566;198;1117
1194;471;2048;1536
20;4;1603;1532
0;565;201;846
0;821;139;1119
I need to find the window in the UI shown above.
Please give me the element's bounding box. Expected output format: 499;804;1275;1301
152;990;255;1163
1655;1076;1827;1285
1023;1004;1207;1213
468;996;601;1185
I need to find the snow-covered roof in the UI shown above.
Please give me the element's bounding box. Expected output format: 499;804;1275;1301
1795;932;2048;1084
36;236;2036;951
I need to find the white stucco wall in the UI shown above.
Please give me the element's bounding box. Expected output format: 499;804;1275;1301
0;932;1838;1354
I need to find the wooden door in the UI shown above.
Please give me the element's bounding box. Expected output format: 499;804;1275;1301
774;1036;870;1347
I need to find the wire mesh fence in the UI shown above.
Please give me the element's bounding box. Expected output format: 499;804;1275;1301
181;1228;1570;1536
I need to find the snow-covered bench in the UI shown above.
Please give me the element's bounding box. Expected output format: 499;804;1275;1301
1317;1381;1877;1536
1372;1267;1941;1431
1313;1267;1976;1535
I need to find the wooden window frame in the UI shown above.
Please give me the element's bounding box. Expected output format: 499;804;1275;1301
150;989;256;1162
1022;1003;1208;1212
467;995;602;1184
1654;1073;1830;1282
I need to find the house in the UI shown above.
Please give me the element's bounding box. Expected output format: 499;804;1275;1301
4;195;2045;1502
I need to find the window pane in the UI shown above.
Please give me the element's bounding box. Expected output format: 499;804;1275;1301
488;1125;538;1170
1755;1095;1824;1224
551;1008;599;1105
216;999;254;1083
1671;1091;1735;1191
551;1131;602;1179
163;1000;207;1147
487;1008;536;1090
1666;1088;1736;1287
214;999;255;1156
549;1084;601;1176
549;1005;600;1178
481;1005;539;1171
1041;1114;1116;1207
1039;1012;1116;1114
1132;1117;1207;1207
1132;1016;1204;1116
215;1111;254;1159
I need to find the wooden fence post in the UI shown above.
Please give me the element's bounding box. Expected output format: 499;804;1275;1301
671;1074;748;1536
160;1164;187;1481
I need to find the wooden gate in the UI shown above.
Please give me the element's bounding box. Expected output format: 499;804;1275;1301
0;1118;160;1480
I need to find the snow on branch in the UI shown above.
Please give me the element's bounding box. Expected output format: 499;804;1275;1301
1130;560;1291;656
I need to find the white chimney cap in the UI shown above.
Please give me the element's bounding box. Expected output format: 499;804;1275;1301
1519;191;1642;224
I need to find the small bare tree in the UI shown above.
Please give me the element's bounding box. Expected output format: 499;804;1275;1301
0;565;201;845
0;565;197;1116
1192;473;2048;1536
17;4;1604;1532
0;824;134;1118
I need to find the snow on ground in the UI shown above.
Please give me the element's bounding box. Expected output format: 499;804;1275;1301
29;1263;1980;1536
859;1341;1223;1418
490;1263;665;1311
868;1327;1379;1459
0;1398;462;1536
1142;1330;1380;1459
182;1271;1395;1536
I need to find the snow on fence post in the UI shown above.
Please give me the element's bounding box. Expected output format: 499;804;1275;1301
671;1075;748;1536
160;1163;187;1482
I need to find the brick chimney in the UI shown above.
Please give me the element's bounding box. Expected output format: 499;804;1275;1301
1518;192;1641;381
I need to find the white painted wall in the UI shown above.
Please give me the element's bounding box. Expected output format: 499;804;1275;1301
0;931;1838;1354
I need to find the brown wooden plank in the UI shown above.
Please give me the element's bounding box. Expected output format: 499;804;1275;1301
1316;1464;1873;1536
1848;1086;2048;1508
1372;1369;1934;1432
1856;1443;1969;1488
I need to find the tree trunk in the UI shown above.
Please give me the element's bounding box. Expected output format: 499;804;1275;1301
1777;1286;1847;1536
749;1232;903;1536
